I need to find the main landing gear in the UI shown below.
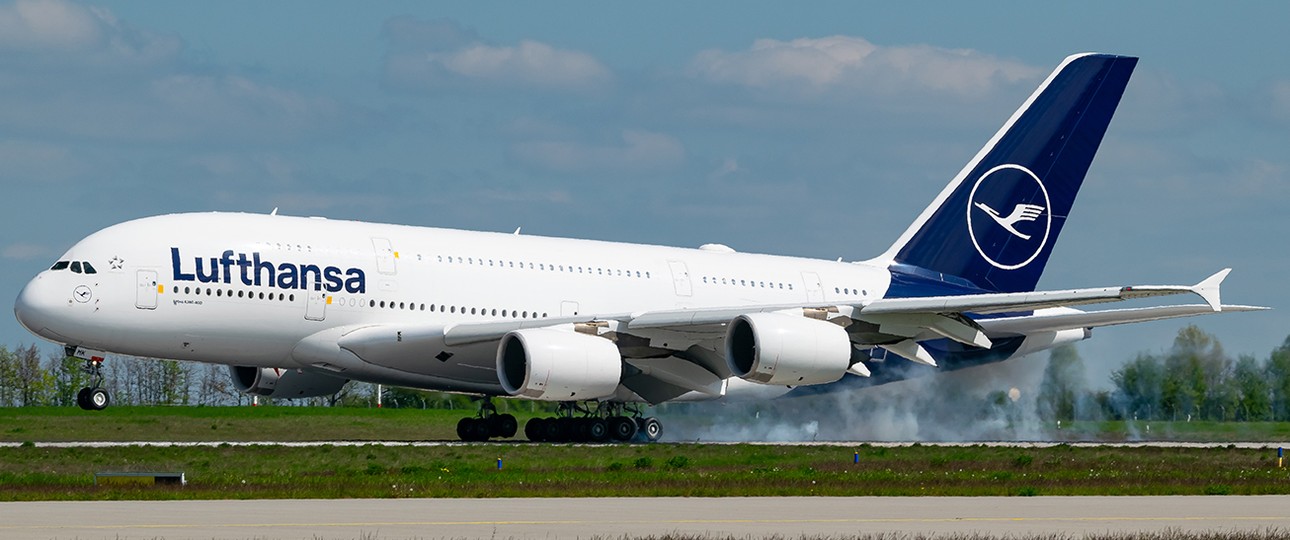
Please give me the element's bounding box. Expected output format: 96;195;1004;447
73;353;110;411
523;402;662;444
455;398;517;442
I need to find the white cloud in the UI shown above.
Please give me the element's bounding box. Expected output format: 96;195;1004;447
435;40;611;89
0;0;179;66
0;0;101;49
383;18;610;92
509;130;684;174
689;36;1040;98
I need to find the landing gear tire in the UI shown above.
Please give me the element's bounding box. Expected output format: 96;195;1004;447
489;414;518;438
457;417;490;442
586;418;609;443
77;387;109;411
524;418;547;442
542;418;563;441
638;417;663;442
87;388;110;411
609;416;638;441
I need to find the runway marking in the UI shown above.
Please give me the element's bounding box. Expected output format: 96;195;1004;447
5;515;1288;532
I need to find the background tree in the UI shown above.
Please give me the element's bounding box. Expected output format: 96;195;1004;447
1269;337;1290;421
1111;353;1164;420
1038;345;1086;421
0;346;16;406
46;352;91;408
1232;355;1271;420
13;344;52;406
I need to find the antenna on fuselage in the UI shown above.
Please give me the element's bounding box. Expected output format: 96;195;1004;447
513;227;521;235
270;207;278;216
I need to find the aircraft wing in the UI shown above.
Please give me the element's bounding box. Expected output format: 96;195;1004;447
347;269;1258;404
443;268;1244;349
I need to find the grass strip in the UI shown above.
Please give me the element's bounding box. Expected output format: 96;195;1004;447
4;407;1290;443
2;442;1289;500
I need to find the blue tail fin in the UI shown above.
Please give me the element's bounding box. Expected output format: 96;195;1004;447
882;53;1137;294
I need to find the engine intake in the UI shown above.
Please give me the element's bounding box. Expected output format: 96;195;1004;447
496;328;622;401
725;312;852;386
229;366;348;398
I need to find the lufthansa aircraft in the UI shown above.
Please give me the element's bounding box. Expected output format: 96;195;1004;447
13;53;1262;442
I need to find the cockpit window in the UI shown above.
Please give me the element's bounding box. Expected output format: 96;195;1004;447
70;261;82;274
50;261;70;271
82;262;97;274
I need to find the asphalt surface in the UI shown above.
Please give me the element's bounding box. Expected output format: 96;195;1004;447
2;496;1289;540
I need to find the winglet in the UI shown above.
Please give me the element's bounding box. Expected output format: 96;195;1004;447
1193;268;1231;312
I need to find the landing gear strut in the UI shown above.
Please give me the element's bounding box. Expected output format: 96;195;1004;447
72;351;110;411
455;398;517;442
524;402;662;443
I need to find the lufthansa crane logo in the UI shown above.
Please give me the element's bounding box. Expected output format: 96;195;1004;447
966;164;1052;270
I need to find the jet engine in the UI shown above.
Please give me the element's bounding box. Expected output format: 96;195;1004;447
496;328;622;401
229;366;349;398
725;312;852;386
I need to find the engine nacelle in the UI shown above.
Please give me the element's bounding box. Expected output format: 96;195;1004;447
725;312;852;386
229;366;349;398
496;328;622;401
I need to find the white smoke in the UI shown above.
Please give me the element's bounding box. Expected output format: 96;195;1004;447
657;355;1050;442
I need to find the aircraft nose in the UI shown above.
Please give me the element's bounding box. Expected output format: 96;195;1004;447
14;275;57;338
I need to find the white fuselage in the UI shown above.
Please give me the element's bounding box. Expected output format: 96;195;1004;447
15;212;892;396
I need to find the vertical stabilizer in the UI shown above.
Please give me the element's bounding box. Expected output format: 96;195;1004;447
881;53;1137;294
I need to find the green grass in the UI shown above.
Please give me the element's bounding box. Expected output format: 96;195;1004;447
0;406;500;442
1051;420;1290;442
2;407;1289;501
2;442;1289;501
4;406;1290;443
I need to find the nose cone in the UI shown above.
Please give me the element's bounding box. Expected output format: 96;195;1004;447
14;275;57;339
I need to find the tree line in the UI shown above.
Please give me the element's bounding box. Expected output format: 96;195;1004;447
1038;325;1290;422
3;324;1289;419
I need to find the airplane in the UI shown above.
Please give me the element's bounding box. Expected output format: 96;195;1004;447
13;53;1263;442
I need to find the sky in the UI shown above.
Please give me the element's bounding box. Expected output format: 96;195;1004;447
1;0;1287;390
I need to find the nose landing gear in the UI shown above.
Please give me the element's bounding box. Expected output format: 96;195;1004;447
69;347;110;411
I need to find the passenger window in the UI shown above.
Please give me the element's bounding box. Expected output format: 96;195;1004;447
70;261;82;273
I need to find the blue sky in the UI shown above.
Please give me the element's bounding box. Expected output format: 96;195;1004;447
1;0;1287;386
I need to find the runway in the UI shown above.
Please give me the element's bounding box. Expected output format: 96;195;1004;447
2;496;1288;540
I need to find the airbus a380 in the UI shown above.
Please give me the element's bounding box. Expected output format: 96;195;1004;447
13;53;1263;442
